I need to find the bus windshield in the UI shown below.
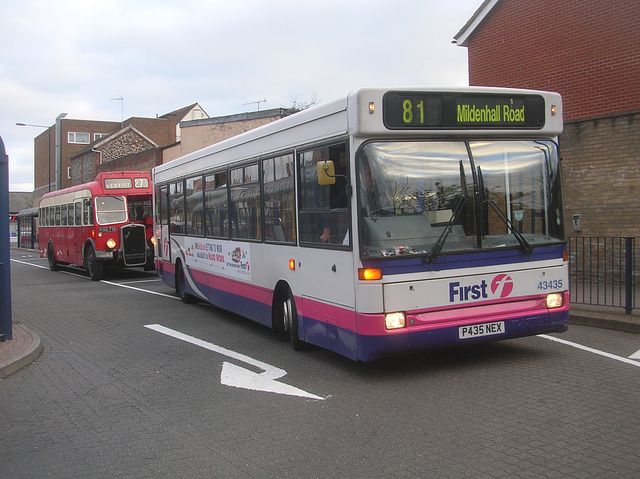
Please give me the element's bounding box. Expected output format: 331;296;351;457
357;140;564;259
95;196;127;225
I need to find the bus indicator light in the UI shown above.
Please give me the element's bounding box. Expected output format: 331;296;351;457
369;102;375;114
358;268;382;281
289;259;295;271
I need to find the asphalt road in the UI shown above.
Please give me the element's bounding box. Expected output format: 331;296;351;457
3;249;640;478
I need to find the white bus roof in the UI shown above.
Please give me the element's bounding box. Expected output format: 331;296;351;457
154;86;562;182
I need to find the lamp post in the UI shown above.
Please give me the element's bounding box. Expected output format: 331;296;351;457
16;122;52;193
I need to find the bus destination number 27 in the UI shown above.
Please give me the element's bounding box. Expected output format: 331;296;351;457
104;177;150;190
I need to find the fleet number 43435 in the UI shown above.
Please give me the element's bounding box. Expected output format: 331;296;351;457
538;279;563;291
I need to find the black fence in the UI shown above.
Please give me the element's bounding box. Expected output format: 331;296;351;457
568;237;638;314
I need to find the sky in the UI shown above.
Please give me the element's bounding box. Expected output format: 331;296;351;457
0;0;481;192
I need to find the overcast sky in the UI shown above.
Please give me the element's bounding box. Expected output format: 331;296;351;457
1;0;481;191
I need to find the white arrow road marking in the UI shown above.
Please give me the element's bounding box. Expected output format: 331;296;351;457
629;348;640;360
539;334;640;368
145;324;325;400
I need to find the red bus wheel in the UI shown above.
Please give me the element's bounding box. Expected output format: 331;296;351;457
85;246;104;281
47;243;58;272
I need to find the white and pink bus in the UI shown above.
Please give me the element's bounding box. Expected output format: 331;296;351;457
152;87;569;361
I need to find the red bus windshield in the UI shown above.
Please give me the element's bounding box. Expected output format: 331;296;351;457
95;196;127;225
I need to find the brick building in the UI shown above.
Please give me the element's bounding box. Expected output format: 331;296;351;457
453;0;640;238
31;116;121;203
31;104;208;205
69;126;162;184
163;108;298;163
32;104;296;207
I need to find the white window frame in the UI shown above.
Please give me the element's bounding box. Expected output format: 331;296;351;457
68;132;90;144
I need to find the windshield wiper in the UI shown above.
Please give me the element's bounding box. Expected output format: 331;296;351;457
425;161;470;263
424;194;470;263
484;199;533;255
476;166;533;255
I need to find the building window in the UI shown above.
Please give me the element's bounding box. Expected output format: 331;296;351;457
68;132;90;144
94;133;109;141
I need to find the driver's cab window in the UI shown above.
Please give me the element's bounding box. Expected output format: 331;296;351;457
297;142;350;247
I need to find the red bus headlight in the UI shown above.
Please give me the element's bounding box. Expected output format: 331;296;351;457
106;238;117;249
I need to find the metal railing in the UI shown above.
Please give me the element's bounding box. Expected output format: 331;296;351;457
568;237;638;314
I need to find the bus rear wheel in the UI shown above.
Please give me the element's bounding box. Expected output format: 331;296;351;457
85;246;104;281
176;262;196;303
47;243;58;271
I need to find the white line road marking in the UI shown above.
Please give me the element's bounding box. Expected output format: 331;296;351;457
12;258;177;299
629;348;640;360
117;279;163;285
145;324;325;400
101;280;178;299
11;258;50;270
539;334;640;368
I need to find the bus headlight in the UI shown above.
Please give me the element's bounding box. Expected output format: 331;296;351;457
150;236;157;247
106;238;117;249
385;312;406;330
546;293;563;309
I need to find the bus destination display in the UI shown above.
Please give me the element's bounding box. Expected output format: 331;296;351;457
382;92;546;129
104;177;150;189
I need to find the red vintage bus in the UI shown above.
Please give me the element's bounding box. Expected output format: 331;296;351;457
39;171;154;280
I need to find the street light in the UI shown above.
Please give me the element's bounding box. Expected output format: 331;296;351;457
16;122;52;193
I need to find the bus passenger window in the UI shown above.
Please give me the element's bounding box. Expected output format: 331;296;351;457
204;172;228;238
67;203;74;226
230;164;261;240
61;204;68;226
75;202;82;225
185;176;204;236
263;153;295;243
168;181;185;234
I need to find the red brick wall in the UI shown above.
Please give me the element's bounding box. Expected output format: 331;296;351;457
466;0;640;121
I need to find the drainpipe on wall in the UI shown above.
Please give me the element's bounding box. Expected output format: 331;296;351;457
54;112;67;191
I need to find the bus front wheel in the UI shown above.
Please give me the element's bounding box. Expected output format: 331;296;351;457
47;243;58;271
85;246;104;281
279;290;306;351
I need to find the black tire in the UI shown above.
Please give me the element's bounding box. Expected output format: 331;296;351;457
279;289;306;351
85;246;104;281
143;256;155;271
176;262;196;303
47;243;58;271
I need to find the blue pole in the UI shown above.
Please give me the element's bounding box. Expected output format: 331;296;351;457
0;136;12;341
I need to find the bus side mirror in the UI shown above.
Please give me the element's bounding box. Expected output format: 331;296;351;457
317;160;336;185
